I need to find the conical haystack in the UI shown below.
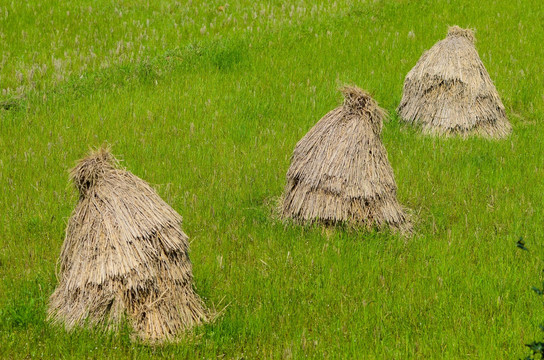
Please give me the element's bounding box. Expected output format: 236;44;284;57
282;86;411;232
397;26;511;138
48;148;207;342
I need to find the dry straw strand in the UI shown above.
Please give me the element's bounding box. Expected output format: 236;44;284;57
48;147;208;343
282;86;411;233
397;26;512;138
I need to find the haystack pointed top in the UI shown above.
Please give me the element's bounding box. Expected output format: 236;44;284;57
341;86;374;110
70;146;118;196
447;26;475;43
340;86;386;134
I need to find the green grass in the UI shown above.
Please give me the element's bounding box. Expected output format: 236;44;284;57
1;0;544;358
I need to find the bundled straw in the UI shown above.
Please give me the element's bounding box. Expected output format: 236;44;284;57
48;148;207;343
282;86;411;233
397;26;511;138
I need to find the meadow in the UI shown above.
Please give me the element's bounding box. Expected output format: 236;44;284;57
1;0;544;358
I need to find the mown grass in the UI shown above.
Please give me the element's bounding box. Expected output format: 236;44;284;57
1;0;544;358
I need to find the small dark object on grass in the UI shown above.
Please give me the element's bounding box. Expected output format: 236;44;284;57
517;237;529;251
0;98;23;111
516;239;544;359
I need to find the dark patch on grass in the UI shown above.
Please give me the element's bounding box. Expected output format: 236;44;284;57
0;277;48;329
21;38;249;108
206;40;247;71
0;97;25;112
25;216;43;235
134;61;161;84
178;38;248;71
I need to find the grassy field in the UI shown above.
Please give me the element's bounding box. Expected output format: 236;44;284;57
1;0;544;358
